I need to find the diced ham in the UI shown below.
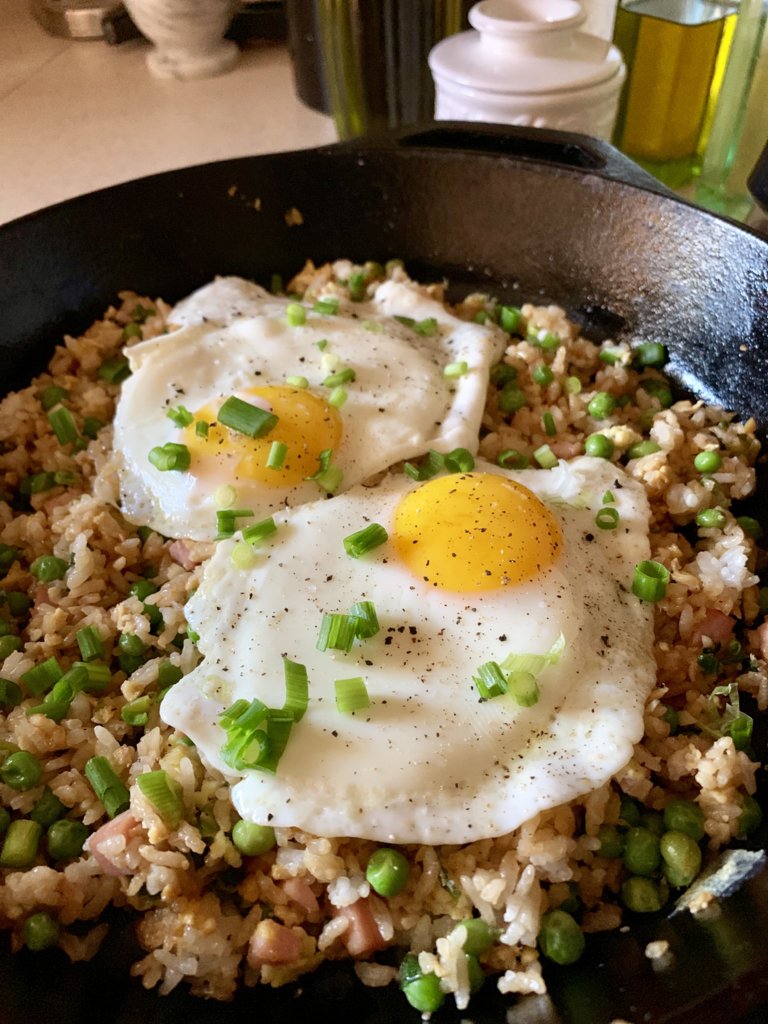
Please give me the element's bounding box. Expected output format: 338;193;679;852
247;919;303;967
749;621;768;661
168;540;197;571
332;897;388;957
550;438;582;460
282;877;319;914
86;810;140;876
691;609;734;648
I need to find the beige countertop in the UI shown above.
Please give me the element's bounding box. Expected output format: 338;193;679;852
0;1;337;227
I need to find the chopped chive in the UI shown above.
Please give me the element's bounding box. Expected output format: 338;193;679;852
323;368;356;387
166;405;194;427
195;420;209;438
444;448;475;473
98;355;131;384
137;770;183;828
632;560;670;603
121;695;151;727
21;657;62;696
76;625;104;662
541;412;557;436
317;612;358;653
84;757;130;819
47;407;79;446
313;297;339;315
38;386;70;411
242;516;278;545
335;677;370;714
350;600;380;639
286;302;307;326
285;375;309;389
148;442;191;472
444;361;468;379
266;441;288;470
473;661;508;700
595;507;620;530
344;523;389;558
533;444;558;469
498;449;529;470
328;386;348;408
217;396;278;438
283;658;309;721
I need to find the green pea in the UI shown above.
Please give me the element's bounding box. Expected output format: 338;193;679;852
118;632;146;657
0;806;10;836
557;881;582;917
587;392;617;419
22;911;59;951
696;507;727;530
457;917;496;956
29;555;68;583
585;433;614;459
619;795;641;827
46;819;89;861
736;795;762;839
640;812;665;837
0;544;19;570
402;973;444;1014
7;592;32;617
490;362;517;389
499;306;522;334
532;364;554;387
663;799;705;841
660;830;702;887
366;847;410;898
634;342;667;367
694;450;722;474
597;824;625;859
662;706;679;734
0;635;21;660
623;826;661;876
498;386;527;414
538;909;585;965
30;787;66;826
231;820;276;856
640;378;673;408
738;516;763;539
0;750;42;791
621;876;664;913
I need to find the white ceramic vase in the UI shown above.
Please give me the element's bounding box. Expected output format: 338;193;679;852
124;0;239;81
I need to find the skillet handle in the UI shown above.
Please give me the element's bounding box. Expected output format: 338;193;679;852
368;122;677;196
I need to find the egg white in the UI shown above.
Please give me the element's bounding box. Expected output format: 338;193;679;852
112;276;505;541
161;457;655;845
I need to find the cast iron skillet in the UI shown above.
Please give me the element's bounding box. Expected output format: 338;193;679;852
1;124;767;1024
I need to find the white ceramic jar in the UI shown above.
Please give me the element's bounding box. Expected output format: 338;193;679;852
123;0;239;80
428;0;626;140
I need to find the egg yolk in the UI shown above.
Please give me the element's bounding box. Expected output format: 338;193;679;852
184;386;342;486
392;472;563;592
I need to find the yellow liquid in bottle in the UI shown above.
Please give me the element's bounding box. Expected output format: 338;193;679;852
613;0;738;187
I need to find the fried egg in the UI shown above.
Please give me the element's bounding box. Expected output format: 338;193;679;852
161;456;656;845
112;276;505;540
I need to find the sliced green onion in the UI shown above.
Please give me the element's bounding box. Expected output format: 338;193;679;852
335;677;370;714
283;658;309;722
82;417;104;439
0;636;20;659
137;770;183;828
632;560;670;603
533;444;558;469
0;750;42;790
216;508;254;541
270;273;283;294
565;375;582;394
38;385;70;411
347;271;366;301
218;396;278;439
0;820;42;869
166;405;194;427
595;507;620;530
261;713;293;772
444;448;475;473
27;664;88;721
21;657;63;696
507;670;540;707
403;449;446;481
98;355;131;385
84;756;130;818
599;346;625;365
323;367;356;387
490;363;517;388
315;338;328;351
498;449;529;470
627;439;661;461
47;407;79;446
328;386;348;408
473;662;508;700
148;442;191;472
0;678;22;708
634;342;667;367
500;633;565;677
528;326;560;350
344;523;389;559
444;361;468;379
394;315;415;329
350;600;380;639
30;787;66;827
313;297;339;315
541;412;557;436
306;449;343;494
317;612;358;653
122;322;142;341
74;660;111;693
414;317;438;337
121;695;151;726
266;441;288;470
230;541;256;569
286;302;307;326
696;507;727;529
76;625;104;662
499;305;521;334
195;420;210;438
242;516;278;545
285;375;309;389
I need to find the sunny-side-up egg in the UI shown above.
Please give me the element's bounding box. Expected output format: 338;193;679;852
161;455;657;845
111;276;505;540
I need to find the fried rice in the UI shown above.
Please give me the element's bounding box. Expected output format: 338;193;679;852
0;259;764;1012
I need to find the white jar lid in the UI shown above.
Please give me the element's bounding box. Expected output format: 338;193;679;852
429;0;623;96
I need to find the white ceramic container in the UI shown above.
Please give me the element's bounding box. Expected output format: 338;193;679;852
428;0;626;140
123;0;239;80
